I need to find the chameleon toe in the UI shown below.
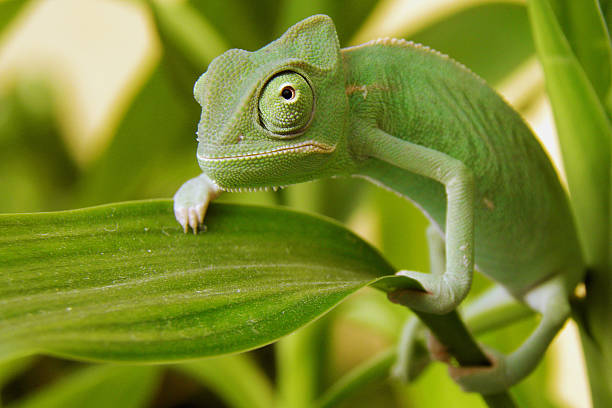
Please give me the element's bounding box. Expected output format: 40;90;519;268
174;206;189;234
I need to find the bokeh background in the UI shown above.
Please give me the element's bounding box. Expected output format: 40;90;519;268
0;0;593;407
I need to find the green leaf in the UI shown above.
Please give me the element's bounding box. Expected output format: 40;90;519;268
548;0;612;105
177;354;274;408
410;3;534;86
0;0;30;41
148;0;229;74
352;3;535;86
527;0;611;270
528;1;612;404
273;0;378;43
0;357;33;392
188;0;280;50
0;200;395;362
78;65;200;206
6;365;160;408
0;77;79;213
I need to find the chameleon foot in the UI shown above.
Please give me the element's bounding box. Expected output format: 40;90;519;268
422;324;507;394
447;348;508;394
173;174;221;233
174;202;207;234
389;270;469;315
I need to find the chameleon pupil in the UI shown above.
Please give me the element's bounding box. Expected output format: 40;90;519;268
281;87;294;100
259;71;313;135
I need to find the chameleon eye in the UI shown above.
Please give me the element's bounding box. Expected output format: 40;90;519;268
259;71;313;136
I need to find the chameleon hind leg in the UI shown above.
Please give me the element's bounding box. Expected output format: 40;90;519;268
393;226;532;382
393;285;533;381
393;284;533;382
358;126;568;392
392;224;565;393
450;276;571;394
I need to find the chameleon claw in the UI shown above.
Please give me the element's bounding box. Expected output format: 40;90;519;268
188;207;200;234
173;204;206;234
195;202;206;225
174;206;189;233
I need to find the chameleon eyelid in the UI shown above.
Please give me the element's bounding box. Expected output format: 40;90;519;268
257;70;315;138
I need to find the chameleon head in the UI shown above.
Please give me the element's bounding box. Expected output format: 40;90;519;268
193;15;350;191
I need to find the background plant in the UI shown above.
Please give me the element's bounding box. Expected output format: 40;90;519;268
0;0;609;407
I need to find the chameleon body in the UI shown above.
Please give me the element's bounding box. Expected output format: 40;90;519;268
174;15;584;393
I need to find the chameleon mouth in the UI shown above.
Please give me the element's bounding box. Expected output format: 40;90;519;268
197;141;335;162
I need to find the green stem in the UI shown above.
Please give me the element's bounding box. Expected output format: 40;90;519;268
414;310;517;408
177;354;275;408
571;297;612;408
315;349;395;408
276;319;328;408
315;309;518;408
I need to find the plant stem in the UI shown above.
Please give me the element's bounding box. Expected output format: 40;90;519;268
414;310;517;408
315;309;517;408
572;296;612;408
315;349;395;408
276;319;328;408
177;355;275;408
315;300;533;407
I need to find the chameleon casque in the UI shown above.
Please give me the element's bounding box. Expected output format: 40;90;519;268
174;15;584;394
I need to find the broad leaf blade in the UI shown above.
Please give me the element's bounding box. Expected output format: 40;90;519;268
528;2;612;403
549;0;612;106
0;200;394;362
527;0;611;270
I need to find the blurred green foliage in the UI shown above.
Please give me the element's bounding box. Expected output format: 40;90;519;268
528;1;611;408
1;0;608;407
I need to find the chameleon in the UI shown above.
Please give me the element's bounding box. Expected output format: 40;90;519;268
173;15;584;394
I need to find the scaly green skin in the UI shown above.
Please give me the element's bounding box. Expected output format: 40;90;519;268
174;15;585;395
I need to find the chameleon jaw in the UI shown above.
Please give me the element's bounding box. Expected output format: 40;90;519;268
197;141;335;163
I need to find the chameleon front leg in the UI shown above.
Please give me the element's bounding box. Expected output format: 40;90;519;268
356;126;474;315
173;173;222;233
392;224;446;381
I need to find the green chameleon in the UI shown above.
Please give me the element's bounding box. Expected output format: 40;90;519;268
174;15;584;394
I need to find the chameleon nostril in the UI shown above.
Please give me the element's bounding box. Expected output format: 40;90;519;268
235;134;245;143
